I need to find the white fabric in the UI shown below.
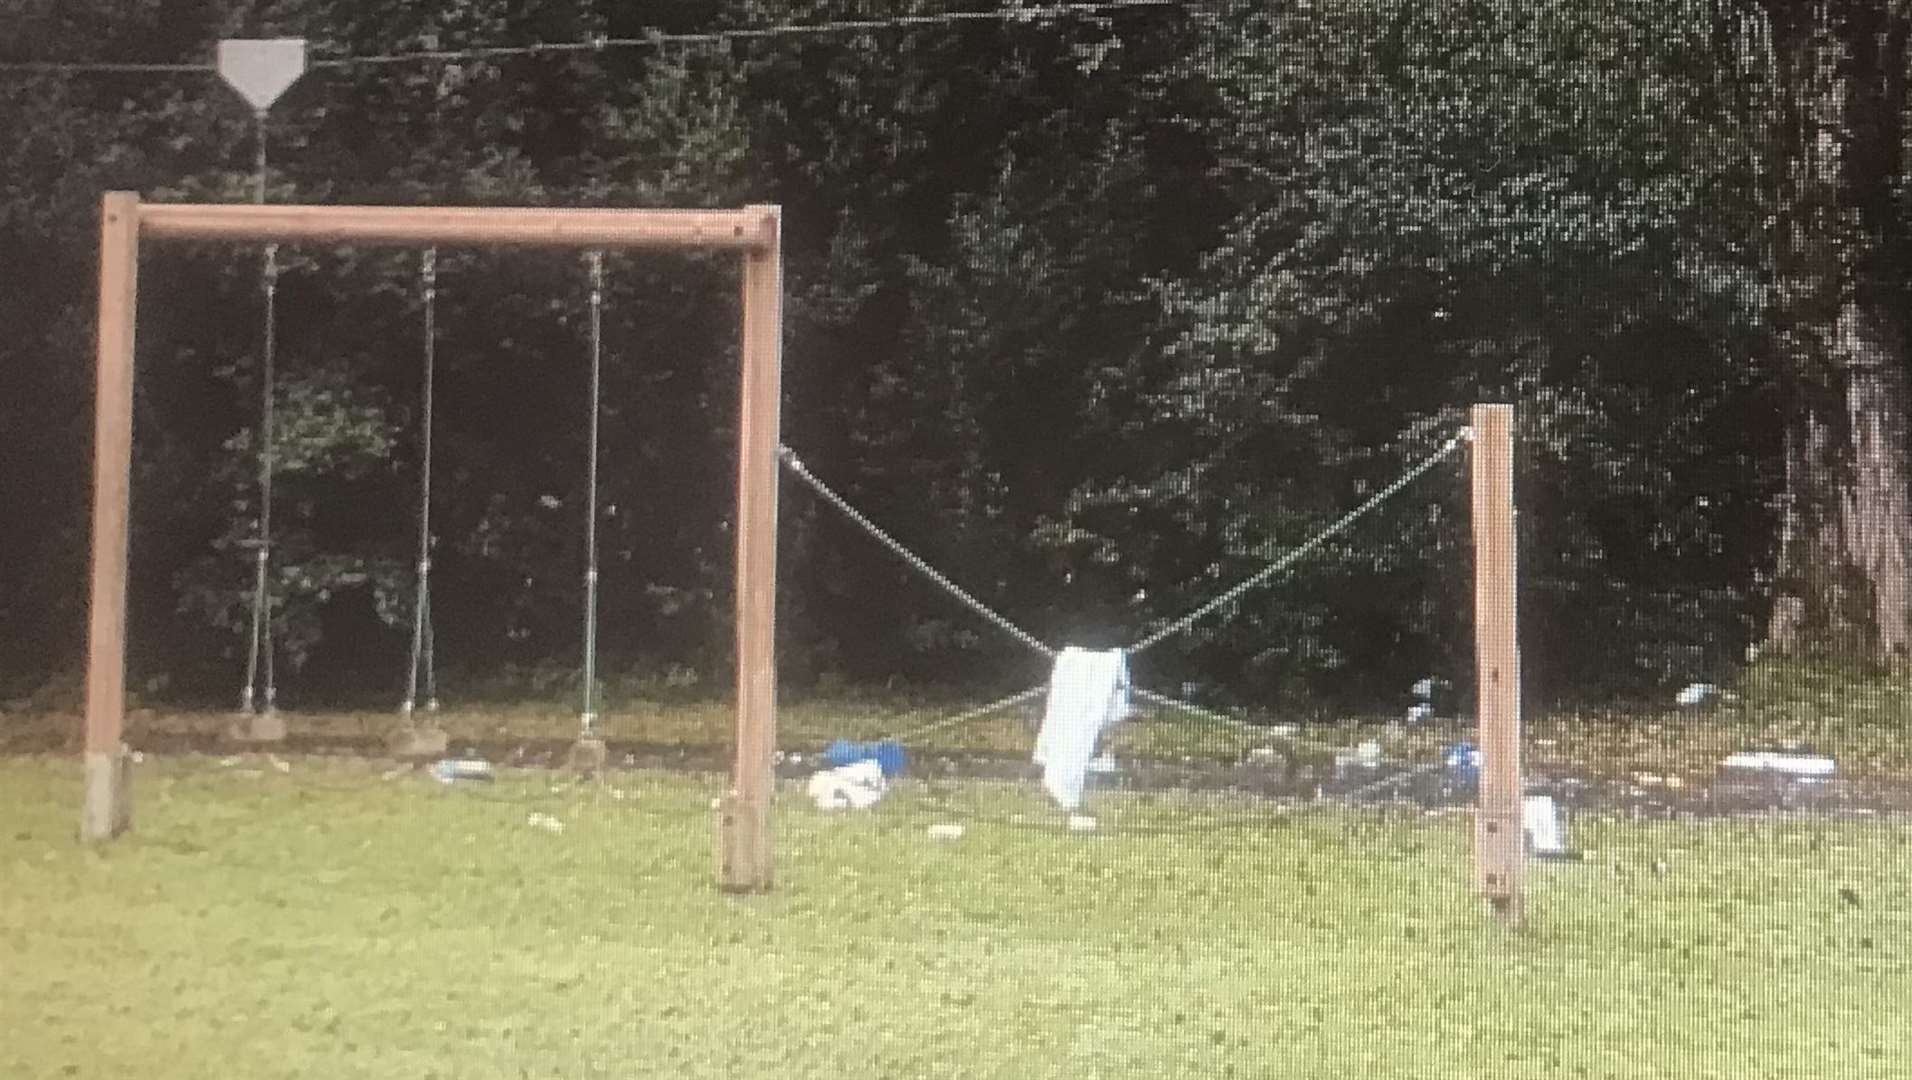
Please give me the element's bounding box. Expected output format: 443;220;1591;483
807;760;888;810
1033;647;1130;810
1522;795;1567;856
1721;751;1835;777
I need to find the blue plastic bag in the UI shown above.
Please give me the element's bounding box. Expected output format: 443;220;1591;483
1444;740;1483;782
821;739;907;779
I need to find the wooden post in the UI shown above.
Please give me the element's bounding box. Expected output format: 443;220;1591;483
1471;403;1523;922
720;206;782;891
82;192;142;842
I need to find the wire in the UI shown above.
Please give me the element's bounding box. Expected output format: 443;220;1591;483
307;1;1181;69
0;60;212;73
0;2;1179;84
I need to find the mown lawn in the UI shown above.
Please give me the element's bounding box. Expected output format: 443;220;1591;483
3;755;1909;1079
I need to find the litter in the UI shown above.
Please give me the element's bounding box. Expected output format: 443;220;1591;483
1405;703;1435;724
429;759;496;783
526;812;564;834
1522;795;1578;859
927;823;965;841
820;739;907;779
807;760;888;811
1444;741;1483;781
1676;682;1735;707
1086;752;1120;775
1067;814;1098;833
1721;750;1836;779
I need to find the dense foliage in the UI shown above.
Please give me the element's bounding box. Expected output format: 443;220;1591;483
3;0;1908;711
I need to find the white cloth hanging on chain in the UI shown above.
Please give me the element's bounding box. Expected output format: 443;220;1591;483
1034;647;1130;810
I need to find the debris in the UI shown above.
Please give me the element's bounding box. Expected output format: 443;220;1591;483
1405;703;1435;725
429;759;496;784
1086;752;1119;775
821;739;907;779
1067;814;1098;833
1443;742;1482;782
379;765;409;781
1721;750;1836;779
1522;795;1578;859
130;751;146;765
268;756;291;774
1246;747;1279;765
526;812;564;834
1266;723;1300;738
927;823;965;841
1411;677;1450;700
1675;682;1735;708
218;756;241;768
807;760;887;811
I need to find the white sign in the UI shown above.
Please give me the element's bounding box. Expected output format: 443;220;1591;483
217;38;307;113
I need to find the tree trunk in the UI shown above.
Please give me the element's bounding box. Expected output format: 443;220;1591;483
1762;1;1912;660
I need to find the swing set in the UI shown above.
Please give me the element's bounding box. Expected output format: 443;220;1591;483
78;194;790;893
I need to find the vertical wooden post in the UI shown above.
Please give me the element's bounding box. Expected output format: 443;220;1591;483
720;207;782;891
82;192;141;842
1471;403;1523;923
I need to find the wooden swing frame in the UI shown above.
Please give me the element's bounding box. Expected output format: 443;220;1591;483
80;193;787;891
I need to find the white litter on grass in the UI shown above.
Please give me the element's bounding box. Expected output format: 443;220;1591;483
130;751;146;764
927;823;965;841
269;756;291;774
1676;682;1737;707
1522;795;1569;857
1067;814;1098;833
526;812;565;834
1406;703;1435;725
1721;751;1836;778
807;760;887;811
1247;747;1279;764
218;756;241;768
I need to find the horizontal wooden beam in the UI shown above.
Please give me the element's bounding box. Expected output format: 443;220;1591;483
135;200;777;251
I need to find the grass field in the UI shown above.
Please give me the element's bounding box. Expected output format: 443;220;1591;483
4;754;1909;1079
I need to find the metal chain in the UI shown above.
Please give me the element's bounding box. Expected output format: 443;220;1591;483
240;110;279;715
779;446;1056;659
241;242;281;714
579;251;606;736
403;248;440;715
1127;429;1471;656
